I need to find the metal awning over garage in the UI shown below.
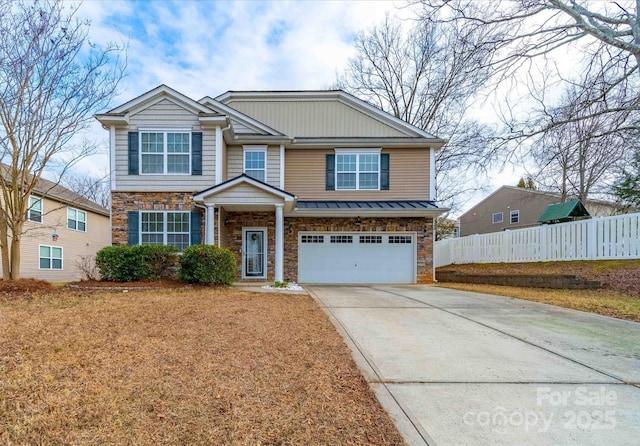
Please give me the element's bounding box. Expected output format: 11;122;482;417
291;200;444;218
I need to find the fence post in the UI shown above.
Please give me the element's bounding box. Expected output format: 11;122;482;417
539;224;547;261
504;230;511;262
587;218;597;260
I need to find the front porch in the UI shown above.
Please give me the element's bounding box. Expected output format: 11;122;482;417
193;174;295;282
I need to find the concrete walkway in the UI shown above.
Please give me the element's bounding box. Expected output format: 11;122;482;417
306;285;640;446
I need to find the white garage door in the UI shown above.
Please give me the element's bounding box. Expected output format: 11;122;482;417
298;232;415;284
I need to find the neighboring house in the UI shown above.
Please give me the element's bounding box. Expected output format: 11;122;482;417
95;85;446;284
0;176;110;282
459;186;625;236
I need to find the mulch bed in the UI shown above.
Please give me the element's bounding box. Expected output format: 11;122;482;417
0;287;405;445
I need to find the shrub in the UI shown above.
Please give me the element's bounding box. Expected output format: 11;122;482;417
95;245;178;282
179;245;236;285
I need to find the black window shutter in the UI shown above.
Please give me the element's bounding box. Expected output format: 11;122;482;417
380;153;390;190
128;132;139;175
192;132;203;175
127;211;139;246
190;211;202;245
326;154;335;190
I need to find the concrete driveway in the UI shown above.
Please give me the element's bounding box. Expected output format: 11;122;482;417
306;285;640;446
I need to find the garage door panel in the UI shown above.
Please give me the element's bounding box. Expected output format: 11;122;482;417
298;232;415;284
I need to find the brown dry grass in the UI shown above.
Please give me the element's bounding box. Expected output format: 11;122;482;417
437;283;640;322
0;287;405;445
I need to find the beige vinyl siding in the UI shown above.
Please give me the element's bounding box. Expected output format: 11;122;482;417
3;196;110;282
229;117;261;135
114;98;217;191
285;148;431;200
226;100;407;138
213;183;283;205
226;145;281;187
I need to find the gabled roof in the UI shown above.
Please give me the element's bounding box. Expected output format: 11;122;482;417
0;165;109;216
193;174;296;202
538;199;590;223
215;90;446;142
460;185;622;219
198;96;284;137
107;84;214;115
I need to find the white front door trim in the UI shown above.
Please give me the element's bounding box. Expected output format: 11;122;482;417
242;227;267;279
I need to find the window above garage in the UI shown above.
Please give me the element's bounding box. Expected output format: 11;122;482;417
326;149;389;191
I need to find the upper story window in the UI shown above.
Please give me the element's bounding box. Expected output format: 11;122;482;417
492;212;503;224
140;211;190;251
27;196;43;223
336;151;380;190
243;146;267;182
67;207;87;231
140;131;191;175
510;210;520;224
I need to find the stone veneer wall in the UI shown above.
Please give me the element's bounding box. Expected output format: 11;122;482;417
223;212;276;281
284;217;435;284
111;191;200;245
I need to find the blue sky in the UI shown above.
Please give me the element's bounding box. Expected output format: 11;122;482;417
74;0;525;208
80;0;404;100
75;0;406;178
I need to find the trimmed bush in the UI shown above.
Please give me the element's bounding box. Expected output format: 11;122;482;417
178;245;236;285
95;245;178;282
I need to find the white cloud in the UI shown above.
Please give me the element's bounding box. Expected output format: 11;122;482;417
73;0;407;178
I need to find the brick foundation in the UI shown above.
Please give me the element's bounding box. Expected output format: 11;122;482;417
111;196;435;283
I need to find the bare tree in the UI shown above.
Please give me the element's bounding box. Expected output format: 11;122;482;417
526;59;634;202
0;1;124;279
417;1;640;137
336;16;503;213
61;171;111;209
613;148;640;210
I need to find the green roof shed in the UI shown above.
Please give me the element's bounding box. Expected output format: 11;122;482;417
538;199;591;223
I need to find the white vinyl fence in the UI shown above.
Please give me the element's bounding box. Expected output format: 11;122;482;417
434;213;640;267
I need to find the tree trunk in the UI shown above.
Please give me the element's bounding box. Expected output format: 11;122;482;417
9;234;20;279
0;221;9;279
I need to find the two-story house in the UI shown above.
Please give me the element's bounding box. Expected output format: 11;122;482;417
96;85;446;284
459;185;627;236
1;174;110;282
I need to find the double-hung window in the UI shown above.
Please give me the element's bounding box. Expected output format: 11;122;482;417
39;245;62;270
243;146;266;182
141;211;190;251
140;131;190;174
67;207;87;231
28;196;43;223
510;210;520;224
336;151;380;190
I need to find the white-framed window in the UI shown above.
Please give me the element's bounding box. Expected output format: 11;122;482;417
510;210;520;224
27;195;43;223
492;212;503;224
140;130;191;175
39;245;62;270
67;207;87;231
335;150;380;190
243;146;267;182
140;211;190;251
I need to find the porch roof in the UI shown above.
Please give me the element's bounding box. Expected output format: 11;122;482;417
291;200;446;217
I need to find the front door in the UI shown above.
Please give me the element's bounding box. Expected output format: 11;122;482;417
242;228;267;279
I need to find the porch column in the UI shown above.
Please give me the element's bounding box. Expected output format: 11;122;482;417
274;203;284;282
205;204;215;245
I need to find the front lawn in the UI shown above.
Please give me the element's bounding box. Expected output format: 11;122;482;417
0;287;404;445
